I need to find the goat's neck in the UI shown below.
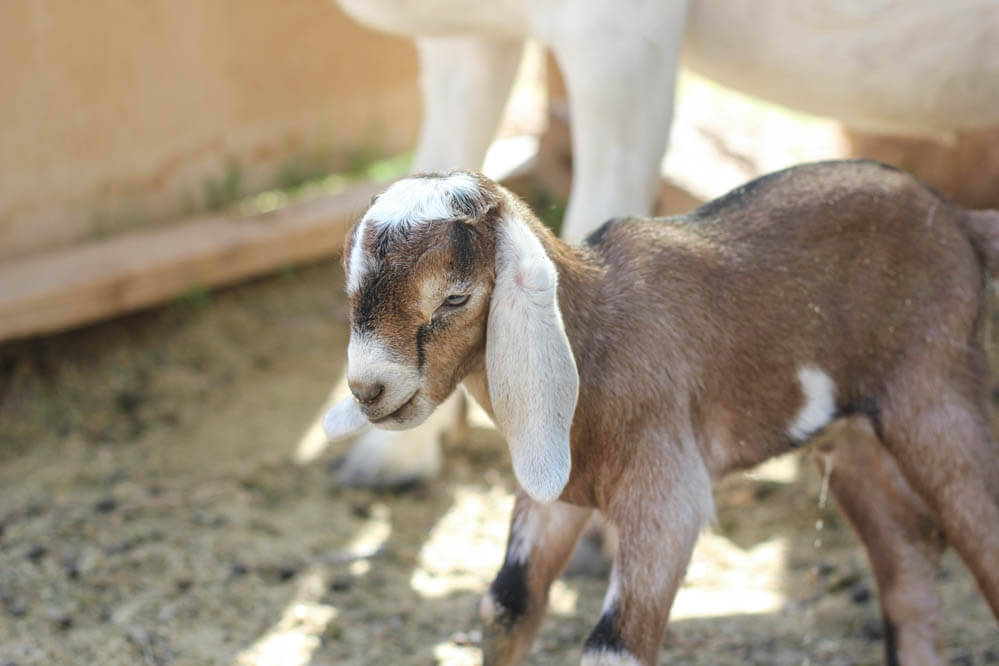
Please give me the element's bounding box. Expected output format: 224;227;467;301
533;223;606;354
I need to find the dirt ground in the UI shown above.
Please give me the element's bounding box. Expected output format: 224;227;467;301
1;257;997;666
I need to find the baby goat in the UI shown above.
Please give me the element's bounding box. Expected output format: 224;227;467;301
324;160;999;665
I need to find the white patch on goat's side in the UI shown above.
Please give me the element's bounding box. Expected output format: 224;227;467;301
363;172;480;229
346;217;369;294
787;366;837;442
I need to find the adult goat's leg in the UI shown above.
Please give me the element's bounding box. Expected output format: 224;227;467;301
412;36;524;171
335;36;522;487
817;419;948;666
481;494;593;665
545;0;690;242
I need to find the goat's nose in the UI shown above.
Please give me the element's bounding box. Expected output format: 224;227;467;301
349;380;384;405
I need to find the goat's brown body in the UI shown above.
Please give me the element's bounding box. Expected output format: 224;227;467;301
465;161;999;665
332;160;999;665
552;161;985;499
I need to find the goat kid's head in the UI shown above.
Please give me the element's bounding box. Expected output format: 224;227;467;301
323;172;578;502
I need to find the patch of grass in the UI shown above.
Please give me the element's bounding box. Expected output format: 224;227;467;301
239;151;412;216
173;284;213;311
203;162;243;211
525;188;567;236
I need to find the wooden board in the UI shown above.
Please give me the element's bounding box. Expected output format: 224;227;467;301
0;182;381;342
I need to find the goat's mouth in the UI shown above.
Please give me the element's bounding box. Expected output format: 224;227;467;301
368;391;419;425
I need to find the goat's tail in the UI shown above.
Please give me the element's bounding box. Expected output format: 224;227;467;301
963;209;999;276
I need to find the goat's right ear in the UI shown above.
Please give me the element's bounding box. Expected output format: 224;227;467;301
486;214;578;504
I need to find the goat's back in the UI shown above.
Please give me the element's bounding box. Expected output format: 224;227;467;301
574;160;989;472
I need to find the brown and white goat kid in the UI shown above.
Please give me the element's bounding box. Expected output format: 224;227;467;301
324;160;999;666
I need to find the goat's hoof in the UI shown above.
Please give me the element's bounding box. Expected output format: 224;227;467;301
333;427;442;489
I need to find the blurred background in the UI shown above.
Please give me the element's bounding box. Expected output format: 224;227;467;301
1;1;997;664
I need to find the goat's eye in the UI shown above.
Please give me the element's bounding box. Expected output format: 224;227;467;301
443;294;470;307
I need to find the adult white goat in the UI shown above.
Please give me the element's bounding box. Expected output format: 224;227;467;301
330;0;999;490
325;161;999;665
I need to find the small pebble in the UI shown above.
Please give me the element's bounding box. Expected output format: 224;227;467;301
813;561;835;577
49;612;74;631
3;597;27;618
329;575;352;593
63;558;80;581
849;584;871;605
26;545;47;562
277;563;299;582
349;501;371;520
860;620;883;642
450;630;482;646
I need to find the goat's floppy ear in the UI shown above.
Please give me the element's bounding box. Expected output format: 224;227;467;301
486;214;578;503
323;396;371;441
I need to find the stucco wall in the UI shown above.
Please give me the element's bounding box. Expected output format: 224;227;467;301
0;1;419;260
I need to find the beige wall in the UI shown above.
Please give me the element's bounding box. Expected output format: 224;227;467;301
0;1;420;260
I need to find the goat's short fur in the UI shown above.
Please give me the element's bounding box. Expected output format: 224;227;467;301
325;160;999;665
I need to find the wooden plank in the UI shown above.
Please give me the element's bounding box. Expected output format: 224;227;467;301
0;182;381;342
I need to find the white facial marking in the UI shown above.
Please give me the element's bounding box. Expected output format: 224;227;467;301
788;366;837;442
348;172;481;296
346;217;369;294
347;333;399;386
345;332;423;425
363;172;480;229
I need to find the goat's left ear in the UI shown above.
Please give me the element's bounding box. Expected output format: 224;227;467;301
486;214;578;503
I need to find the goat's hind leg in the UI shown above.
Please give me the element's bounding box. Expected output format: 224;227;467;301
815;418;947;666
879;372;999;623
481;494;592;665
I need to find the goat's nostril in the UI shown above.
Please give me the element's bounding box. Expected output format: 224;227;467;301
351;382;384;405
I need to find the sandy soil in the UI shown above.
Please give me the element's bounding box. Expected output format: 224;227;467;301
1;259;997;666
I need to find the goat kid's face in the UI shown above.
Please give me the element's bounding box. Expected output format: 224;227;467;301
338;186;496;431
323;173;579;503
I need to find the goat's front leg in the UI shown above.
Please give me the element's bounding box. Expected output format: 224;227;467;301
412;35;523;172
584;450;714;666
481;493;593;665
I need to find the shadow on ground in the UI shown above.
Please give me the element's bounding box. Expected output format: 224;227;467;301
0;261;996;666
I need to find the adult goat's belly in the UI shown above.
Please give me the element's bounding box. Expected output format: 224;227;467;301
684;0;999;136
335;0;525;38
